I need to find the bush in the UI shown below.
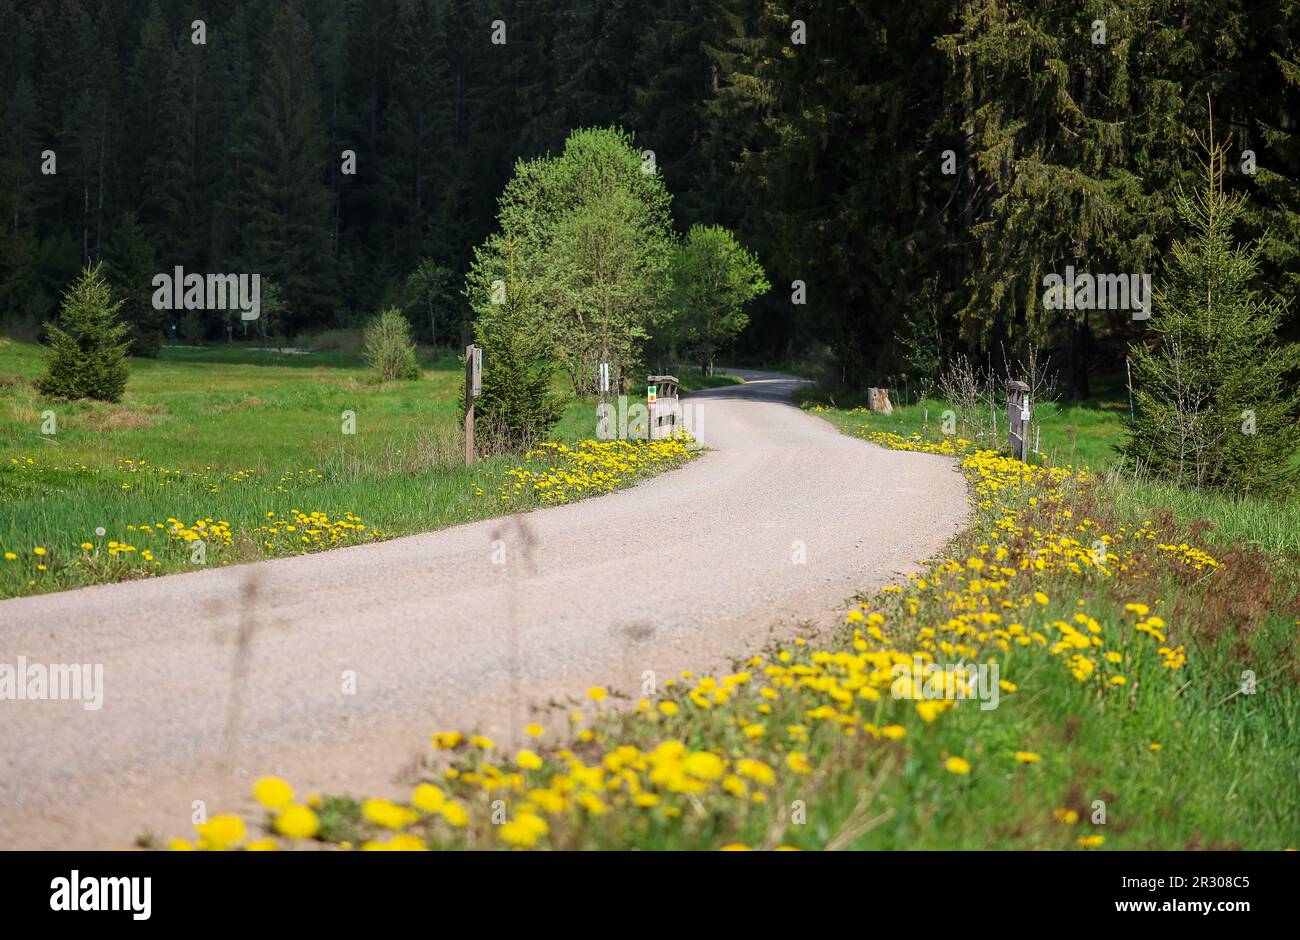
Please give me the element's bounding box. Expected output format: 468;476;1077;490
363;308;420;380
39;263;131;402
466;318;566;454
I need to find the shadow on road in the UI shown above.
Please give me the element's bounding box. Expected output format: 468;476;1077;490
682;369;812;406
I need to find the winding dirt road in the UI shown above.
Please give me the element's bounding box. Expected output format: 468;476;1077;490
0;370;968;849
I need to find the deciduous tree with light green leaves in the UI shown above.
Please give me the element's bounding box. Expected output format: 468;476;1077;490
668;225;769;375
467;127;674;394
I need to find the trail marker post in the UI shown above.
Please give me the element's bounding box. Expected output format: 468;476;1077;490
1007;380;1030;462
646;375;680;439
465;343;481;466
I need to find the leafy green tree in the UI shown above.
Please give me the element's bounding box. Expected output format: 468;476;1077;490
668;224;769;374
39;263;130;402
468;127;675;393
1123;131;1300;496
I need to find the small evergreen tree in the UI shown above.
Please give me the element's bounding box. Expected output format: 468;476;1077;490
363;308;421;381
467;312;566;455
1123;126;1300;495
40;263;131;402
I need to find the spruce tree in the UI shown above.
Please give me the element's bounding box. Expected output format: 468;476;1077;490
102;212;163;356
1123;128;1300;496
464;235;564;452
238;0;337;331
40;263;131;402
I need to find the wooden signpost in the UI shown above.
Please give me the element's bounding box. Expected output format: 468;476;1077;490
465;343;481;466
646;375;680;439
1007;380;1030;461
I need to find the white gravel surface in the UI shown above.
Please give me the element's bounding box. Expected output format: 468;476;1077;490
0;369;969;848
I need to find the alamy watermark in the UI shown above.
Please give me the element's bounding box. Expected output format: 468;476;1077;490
50;870;150;920
152;267;260;321
596;396;703;441
0;657;103;710
1042;265;1151;320
890;655;1000;711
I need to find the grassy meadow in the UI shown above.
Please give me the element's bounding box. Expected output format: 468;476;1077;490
0;338;696;599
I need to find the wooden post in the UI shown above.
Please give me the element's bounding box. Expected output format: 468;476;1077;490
1007;380;1030;461
1125;356;1136;426
465;343;479;466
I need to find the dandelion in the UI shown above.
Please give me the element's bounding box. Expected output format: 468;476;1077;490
273;804;320;840
195;814;246;850
411;783;445;814
363;799;417;830
252;776;294;811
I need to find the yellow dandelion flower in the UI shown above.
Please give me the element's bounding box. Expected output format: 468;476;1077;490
945;756;971;775
252;776;294;811
273;804;320;840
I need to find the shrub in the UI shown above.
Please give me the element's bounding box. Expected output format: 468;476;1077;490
363;308;420;381
466;318;566;454
39;263;131;402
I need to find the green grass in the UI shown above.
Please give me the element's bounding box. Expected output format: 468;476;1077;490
797;381;1300;557
0;339;692;598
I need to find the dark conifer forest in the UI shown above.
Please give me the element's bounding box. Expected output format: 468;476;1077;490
2;0;1299;395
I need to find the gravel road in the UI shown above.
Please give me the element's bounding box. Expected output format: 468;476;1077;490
0;369;969;849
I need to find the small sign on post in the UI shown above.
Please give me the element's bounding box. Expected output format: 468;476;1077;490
465;343;481;467
1007;380;1030;462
